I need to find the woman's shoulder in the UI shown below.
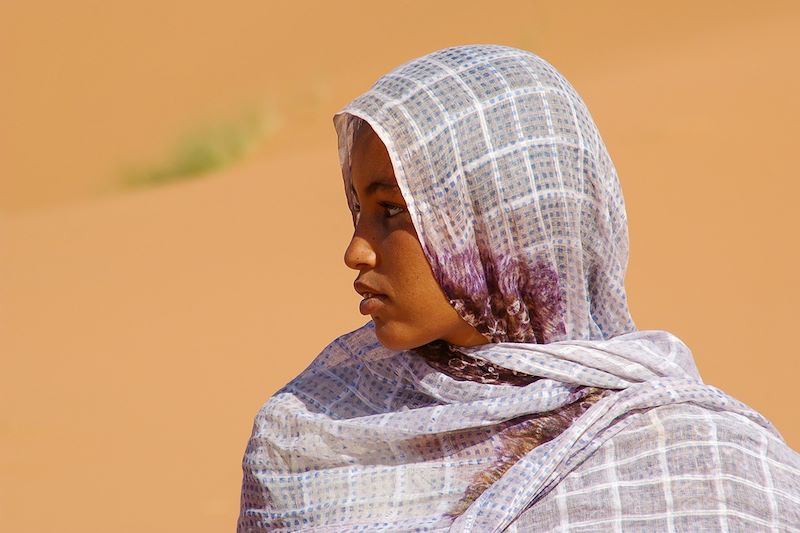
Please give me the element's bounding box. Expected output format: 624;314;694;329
575;402;800;492
601;402;799;470
527;402;800;532
252;320;432;423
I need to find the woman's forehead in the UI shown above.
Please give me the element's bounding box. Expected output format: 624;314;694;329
351;124;396;185
353;120;384;154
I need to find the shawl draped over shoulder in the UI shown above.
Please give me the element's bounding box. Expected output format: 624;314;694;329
237;44;800;532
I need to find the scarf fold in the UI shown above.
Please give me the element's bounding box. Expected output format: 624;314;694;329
238;321;781;532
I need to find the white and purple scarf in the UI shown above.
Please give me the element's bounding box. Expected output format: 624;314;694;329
237;45;800;532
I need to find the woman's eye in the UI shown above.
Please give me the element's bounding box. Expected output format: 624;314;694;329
352;202;404;218
380;202;405;218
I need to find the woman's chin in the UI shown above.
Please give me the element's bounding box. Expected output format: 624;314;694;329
373;319;418;351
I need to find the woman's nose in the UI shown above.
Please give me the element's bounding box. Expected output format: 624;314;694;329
344;233;377;271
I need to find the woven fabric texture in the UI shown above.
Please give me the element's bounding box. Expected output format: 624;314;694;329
237;45;800;532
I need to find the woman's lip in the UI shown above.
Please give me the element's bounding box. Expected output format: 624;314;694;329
359;294;386;315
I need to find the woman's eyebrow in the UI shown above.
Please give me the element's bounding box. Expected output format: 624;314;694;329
351;179;400;198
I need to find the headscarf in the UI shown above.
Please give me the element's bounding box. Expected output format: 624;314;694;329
335;44;633;345
237;45;799;532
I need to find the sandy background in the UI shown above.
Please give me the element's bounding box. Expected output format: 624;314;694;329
2;1;798;531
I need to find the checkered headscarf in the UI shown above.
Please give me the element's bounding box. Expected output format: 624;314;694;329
237;45;799;532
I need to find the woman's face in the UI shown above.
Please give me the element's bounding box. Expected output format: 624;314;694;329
343;122;489;351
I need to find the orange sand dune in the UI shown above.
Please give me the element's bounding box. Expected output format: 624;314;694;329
1;2;798;531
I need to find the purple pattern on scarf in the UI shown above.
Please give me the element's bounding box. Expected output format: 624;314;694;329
413;339;543;386
425;245;566;344
445;387;614;518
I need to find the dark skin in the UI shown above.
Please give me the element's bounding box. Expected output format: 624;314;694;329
343;123;489;351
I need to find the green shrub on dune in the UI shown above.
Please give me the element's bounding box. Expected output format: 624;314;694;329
121;107;277;188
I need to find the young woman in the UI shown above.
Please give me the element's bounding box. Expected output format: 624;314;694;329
237;44;800;532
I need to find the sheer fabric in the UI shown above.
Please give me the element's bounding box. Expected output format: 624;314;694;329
237;45;800;532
